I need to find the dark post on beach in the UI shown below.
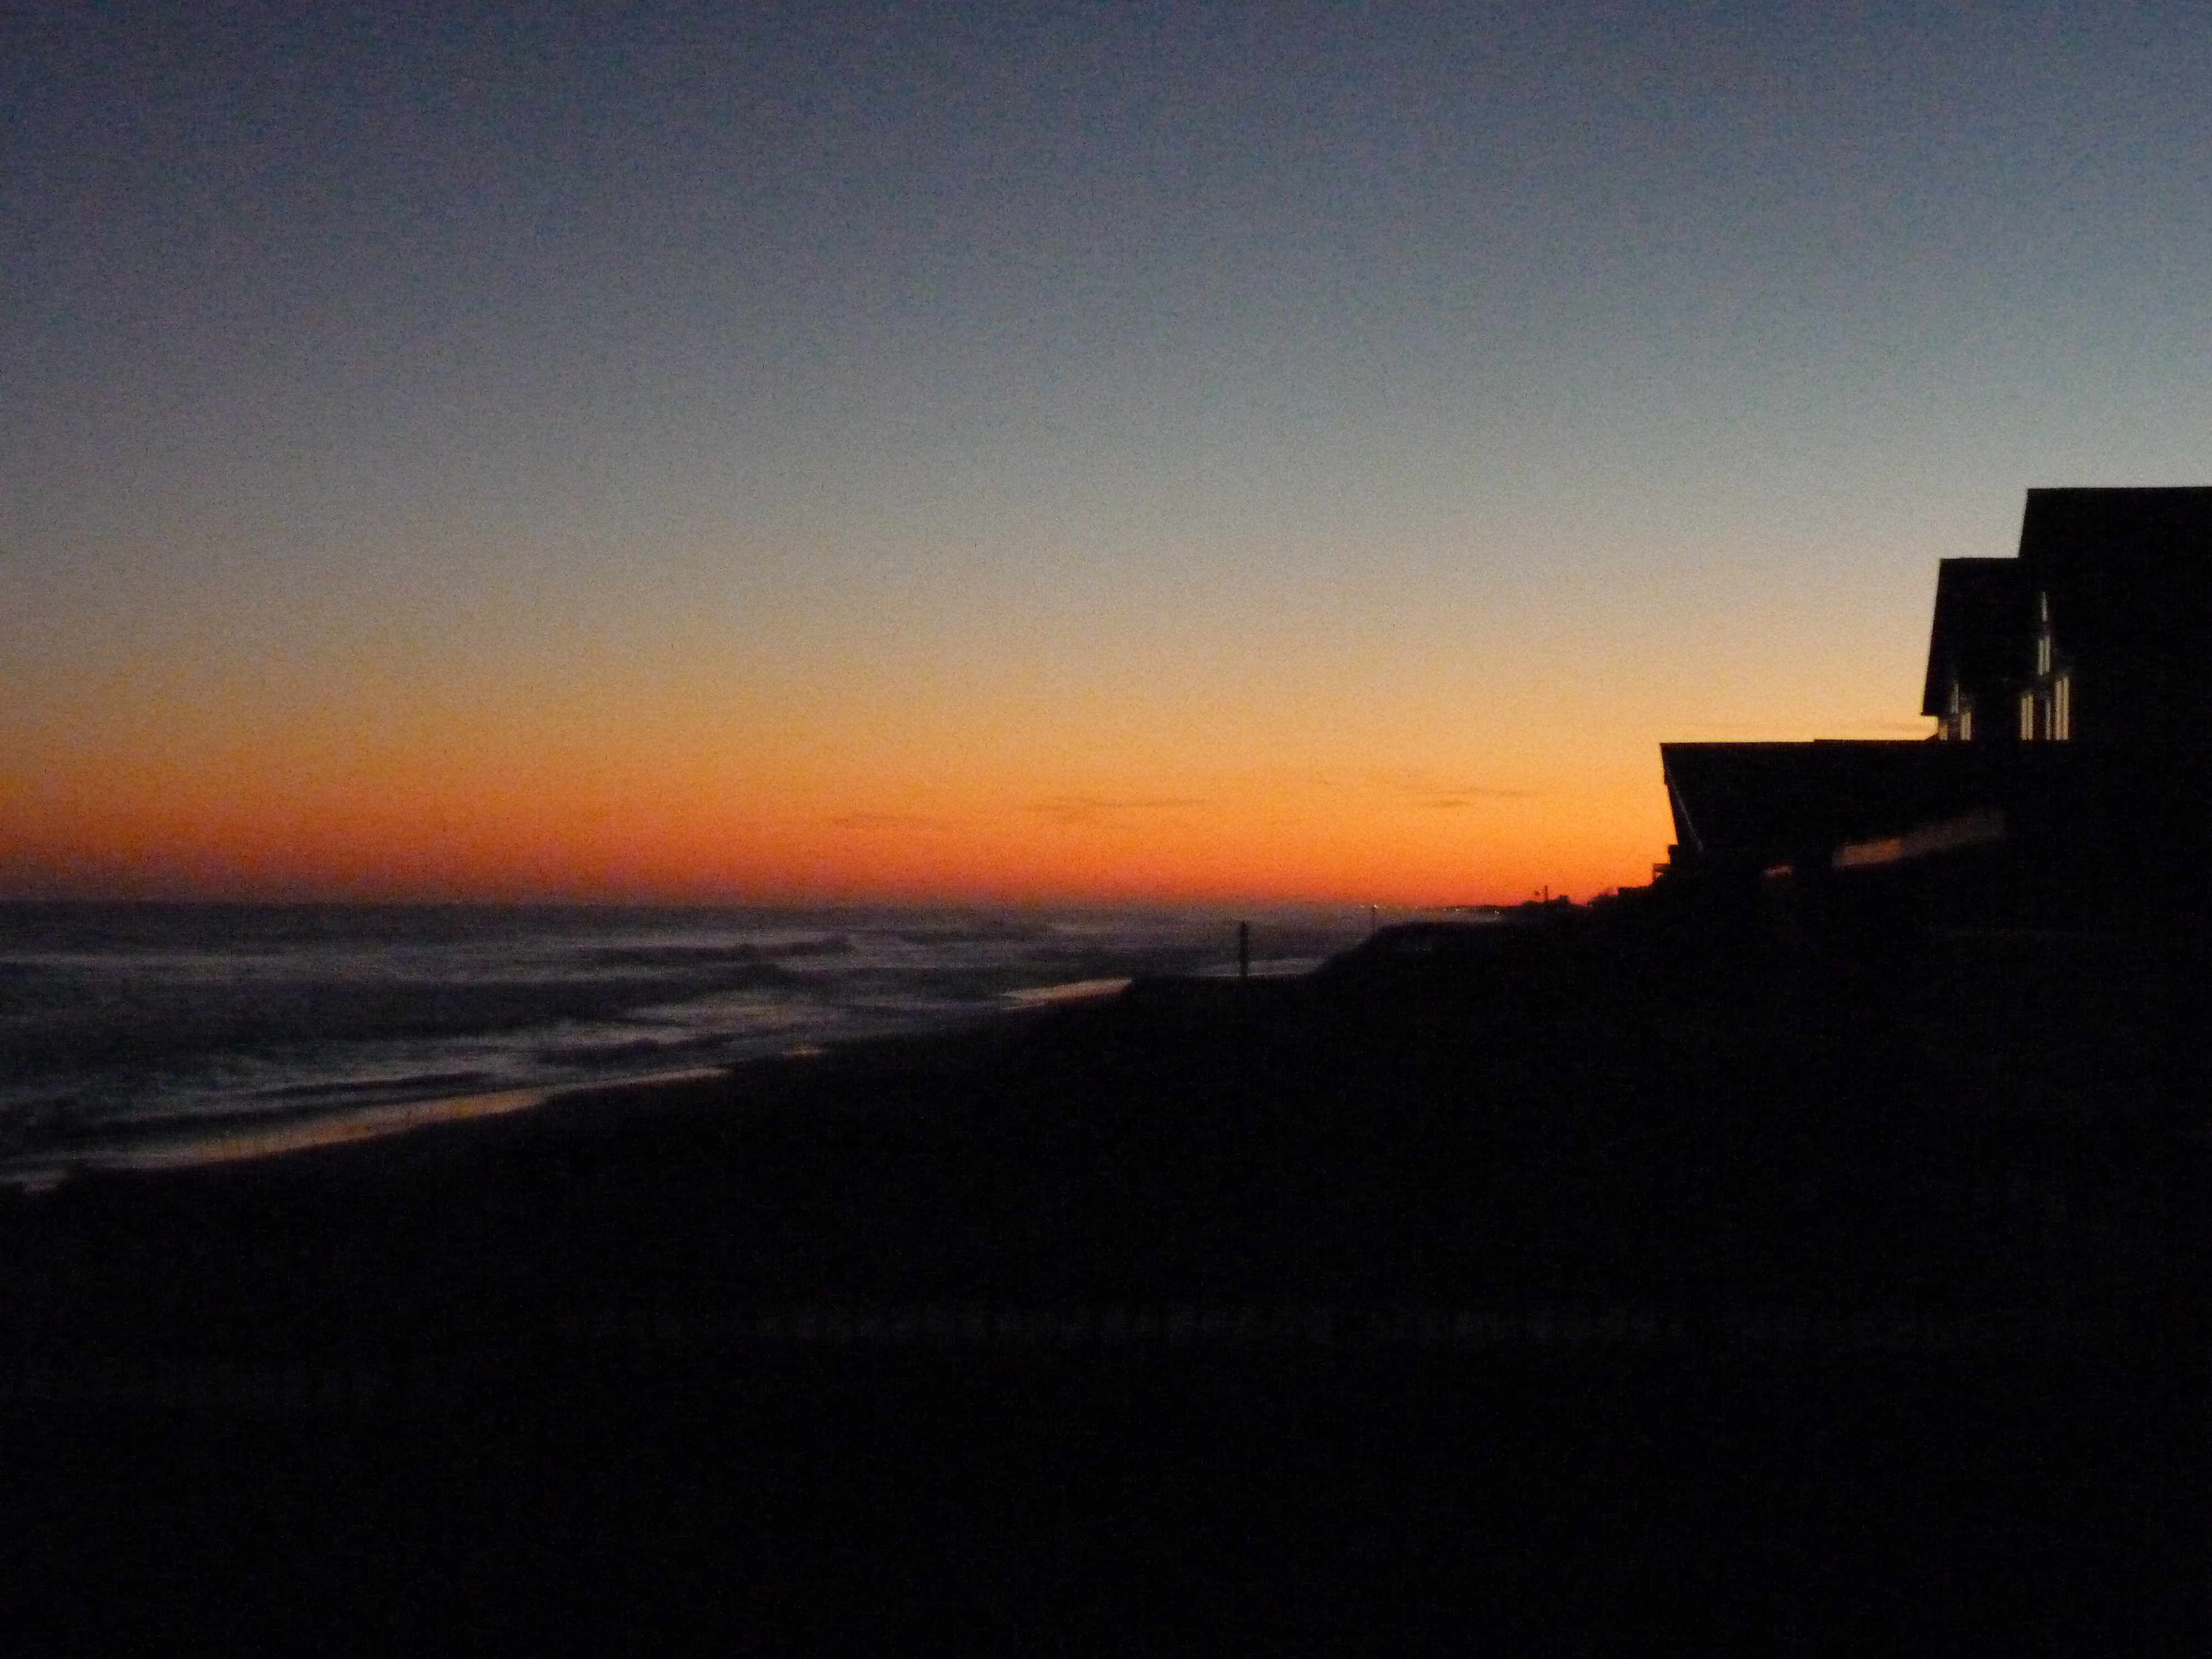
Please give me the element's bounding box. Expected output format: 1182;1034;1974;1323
1238;920;1250;979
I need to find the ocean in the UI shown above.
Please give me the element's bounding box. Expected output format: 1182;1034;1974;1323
0;902;1364;1183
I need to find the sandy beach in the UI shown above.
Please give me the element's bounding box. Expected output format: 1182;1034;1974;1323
3;897;2204;1651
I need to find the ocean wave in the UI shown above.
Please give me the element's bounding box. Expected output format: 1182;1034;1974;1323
891;921;1056;946
0;963;806;1079
534;1031;741;1067
0;905;1374;1158
584;937;851;968
248;1069;496;1103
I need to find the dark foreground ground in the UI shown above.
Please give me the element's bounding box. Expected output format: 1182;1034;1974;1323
3;890;2206;1653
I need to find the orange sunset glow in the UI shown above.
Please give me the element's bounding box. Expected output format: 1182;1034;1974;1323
5;537;1924;905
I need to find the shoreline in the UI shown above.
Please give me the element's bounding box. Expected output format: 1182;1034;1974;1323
0;946;1191;1196
0;988;1113;1195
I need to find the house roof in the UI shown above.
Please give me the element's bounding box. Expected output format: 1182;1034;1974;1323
2019;486;2212;571
1661;740;1994;863
1915;490;2212;729
1919;559;2032;717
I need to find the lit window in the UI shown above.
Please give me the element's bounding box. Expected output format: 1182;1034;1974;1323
2020;690;2036;741
1943;680;1975;742
2053;672;2071;740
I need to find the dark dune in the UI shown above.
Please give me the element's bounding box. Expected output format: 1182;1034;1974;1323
1;889;2204;1652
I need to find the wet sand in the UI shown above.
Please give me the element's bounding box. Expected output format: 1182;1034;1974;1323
2;896;2205;1651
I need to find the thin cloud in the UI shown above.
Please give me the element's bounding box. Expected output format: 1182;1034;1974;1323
1402;784;1537;808
826;811;944;831
1375;769;1535;803
1027;796;1210;826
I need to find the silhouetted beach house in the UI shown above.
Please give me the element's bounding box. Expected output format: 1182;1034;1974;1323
1659;488;2212;919
1653;487;2212;1102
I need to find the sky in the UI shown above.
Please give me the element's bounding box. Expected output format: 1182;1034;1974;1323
7;1;2212;905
